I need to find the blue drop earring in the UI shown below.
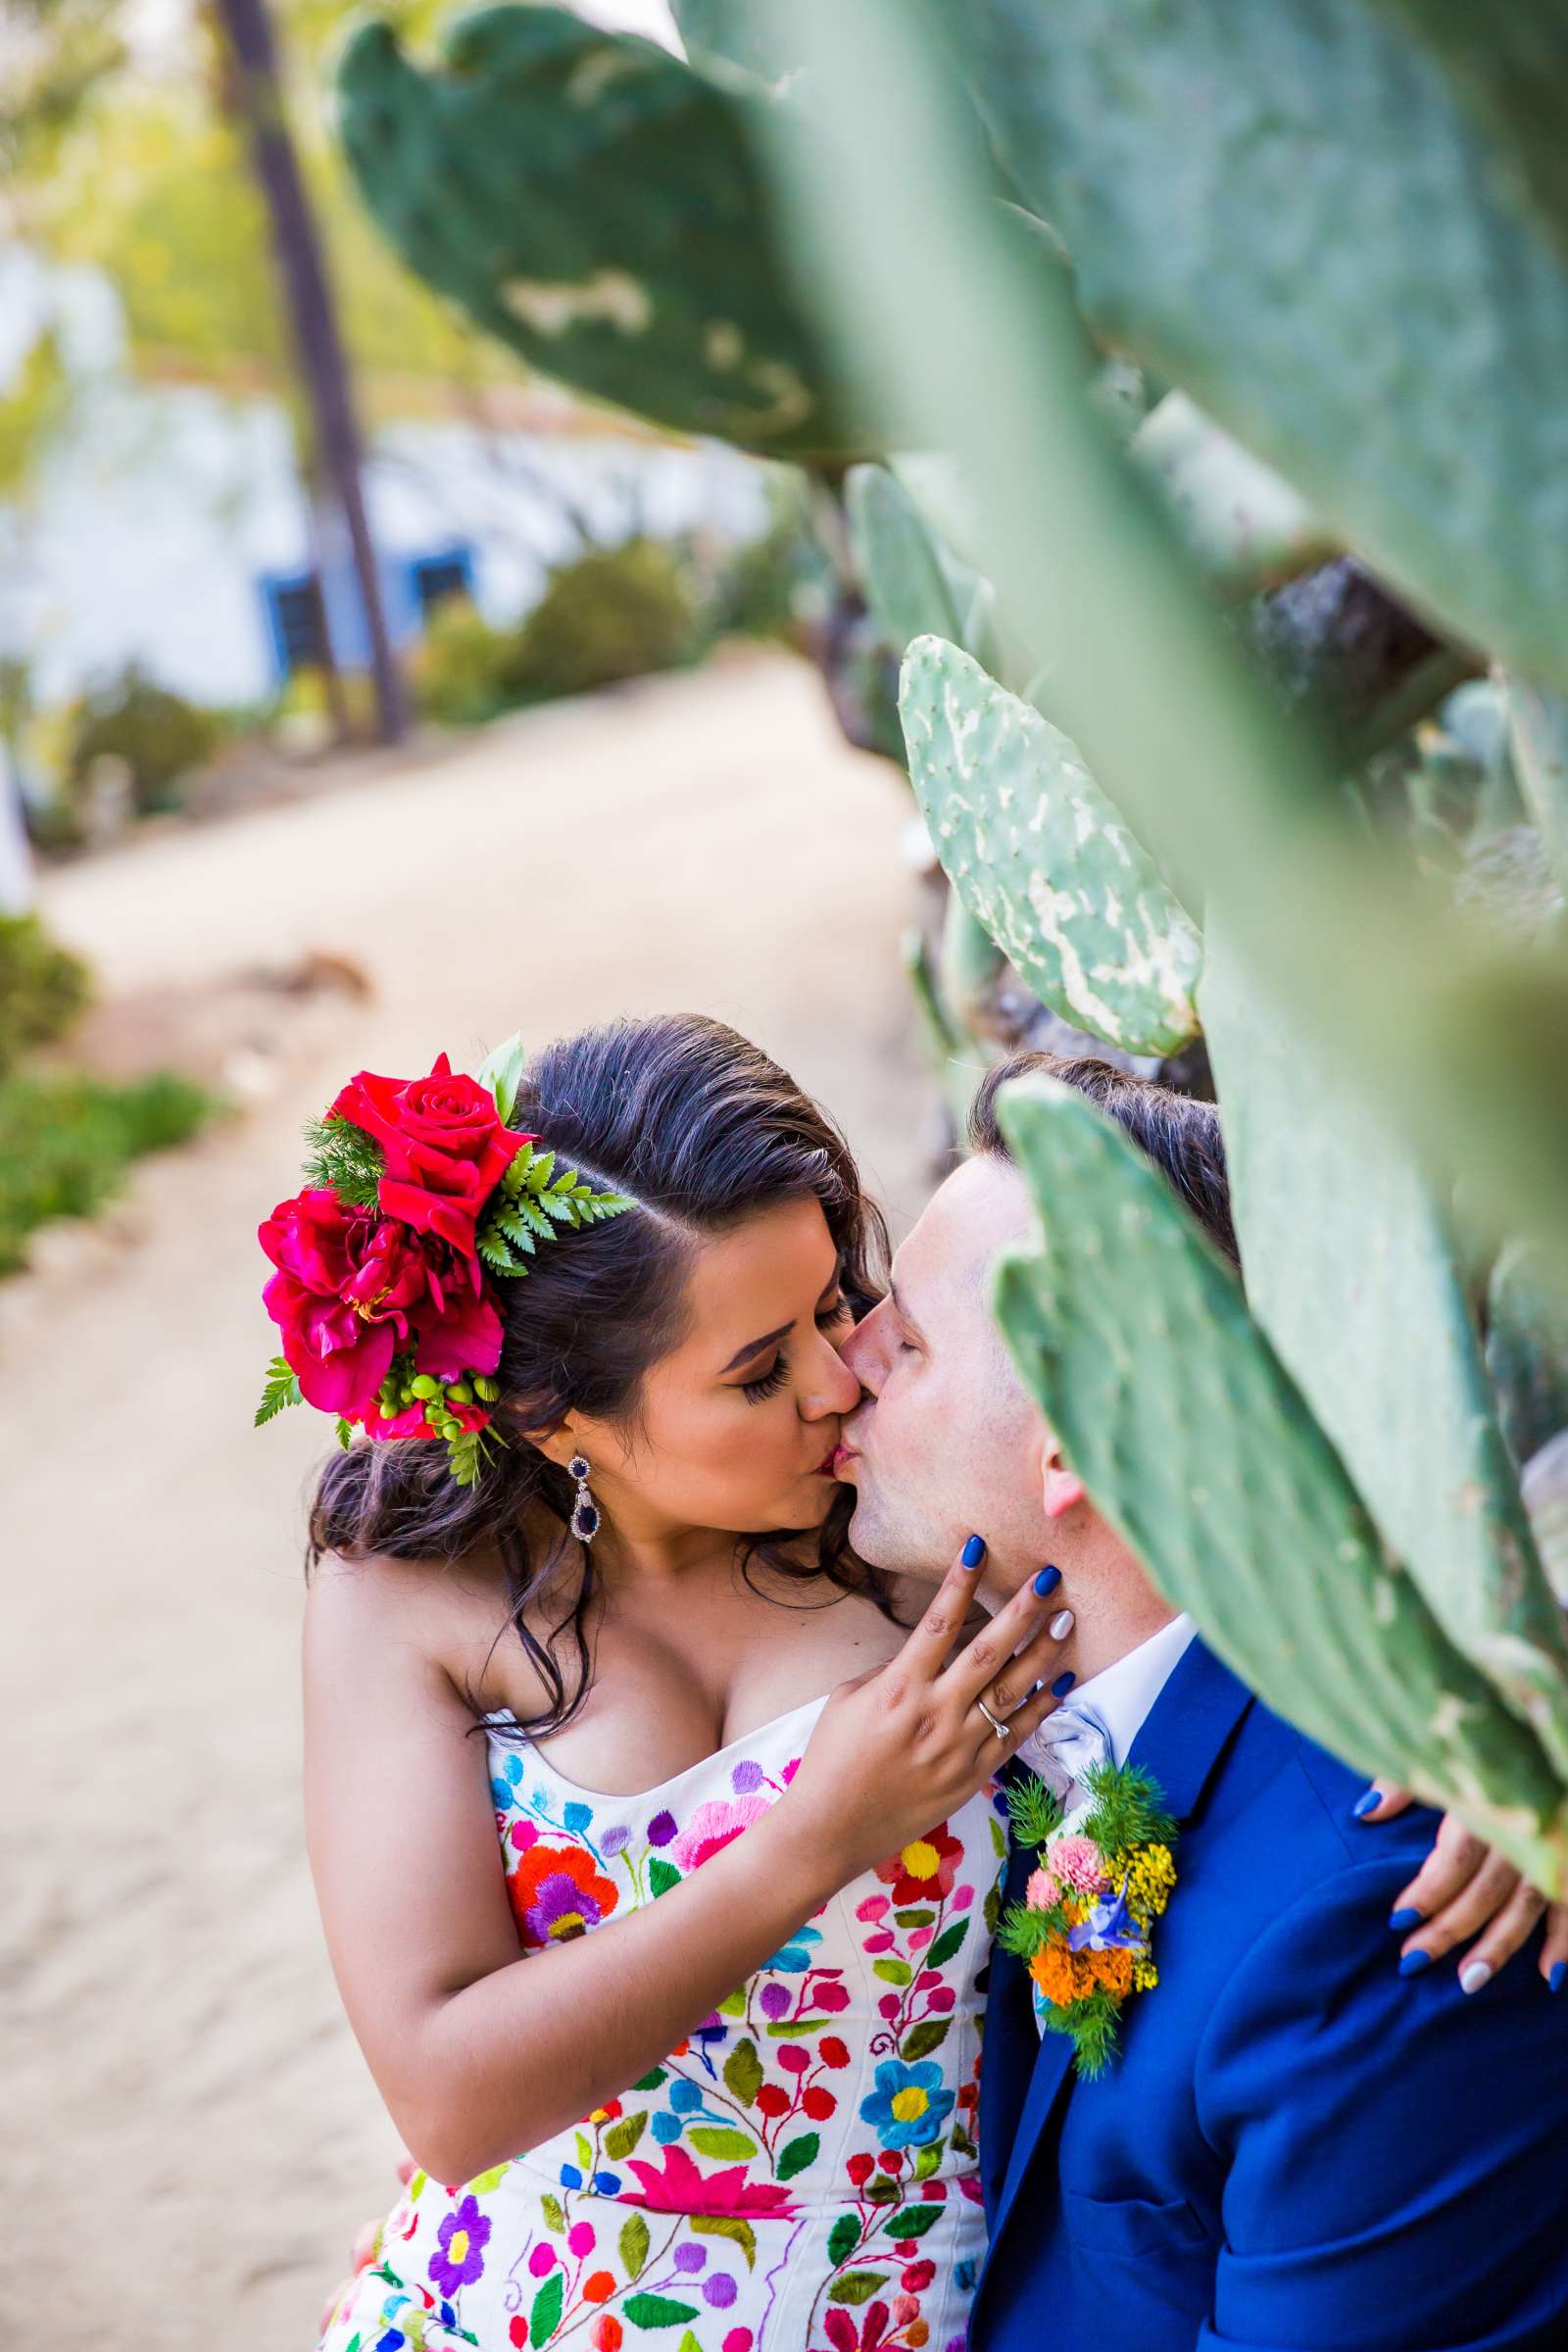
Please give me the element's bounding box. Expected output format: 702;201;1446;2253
568;1453;601;1544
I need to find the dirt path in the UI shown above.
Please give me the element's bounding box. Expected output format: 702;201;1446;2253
1;656;934;2350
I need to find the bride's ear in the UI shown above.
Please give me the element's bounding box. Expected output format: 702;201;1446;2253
1039;1430;1086;1521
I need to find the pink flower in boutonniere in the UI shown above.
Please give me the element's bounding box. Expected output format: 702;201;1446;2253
1049;1835;1110;1897
1026;1867;1060;1911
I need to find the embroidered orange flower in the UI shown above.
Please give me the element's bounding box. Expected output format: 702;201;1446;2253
507;1842;618;1947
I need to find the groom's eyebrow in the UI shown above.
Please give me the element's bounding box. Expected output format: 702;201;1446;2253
890;1281;925;1342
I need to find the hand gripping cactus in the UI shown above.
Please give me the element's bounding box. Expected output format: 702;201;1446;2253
336;6;868;461
990;1072;1568;1895
1200;930;1568;1781
900;636;1202;1058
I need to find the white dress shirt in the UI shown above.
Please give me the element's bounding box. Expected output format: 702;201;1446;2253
1015;1610;1196;1801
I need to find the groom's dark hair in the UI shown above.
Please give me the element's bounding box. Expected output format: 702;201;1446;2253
968;1054;1240;1270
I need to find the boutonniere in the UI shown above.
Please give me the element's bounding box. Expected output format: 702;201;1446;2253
998;1761;1178;2078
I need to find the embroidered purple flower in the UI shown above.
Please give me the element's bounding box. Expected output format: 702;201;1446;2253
648;1809;678;1847
428;2194;491;2294
858;2059;956;2151
731;1759;764;1793
506;1843;618;1947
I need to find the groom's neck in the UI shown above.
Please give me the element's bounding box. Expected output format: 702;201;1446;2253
977;1520;1177;1685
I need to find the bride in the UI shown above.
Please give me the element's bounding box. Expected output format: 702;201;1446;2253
272;1013;1544;2352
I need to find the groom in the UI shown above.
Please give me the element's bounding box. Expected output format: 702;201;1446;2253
836;1054;1568;2352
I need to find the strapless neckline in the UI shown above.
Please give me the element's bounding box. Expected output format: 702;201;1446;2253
482;1688;832;1805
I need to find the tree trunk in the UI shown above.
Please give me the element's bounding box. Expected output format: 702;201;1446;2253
211;0;407;745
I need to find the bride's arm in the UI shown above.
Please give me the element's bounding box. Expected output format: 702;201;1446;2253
304;1544;1068;2185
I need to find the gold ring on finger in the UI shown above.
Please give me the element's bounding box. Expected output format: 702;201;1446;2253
975;1697;1009;1741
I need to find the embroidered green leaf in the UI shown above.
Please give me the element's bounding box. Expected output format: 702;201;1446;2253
541;2193;566;2233
407;2170;426;2202
765;2016;829;2034
881;2198;942;2238
529;2269;564;2345
866;2177;902;2205
827;2212;861;2265
254;1355;303;1427
676;2335;702;2352
912;2143;943;2180
604;2110;647;2160
344;2335;363;2352
619;2212;651;2278
926;1921;968;1970
467;2163;511;2192
649;1857;681;1898
623;2293;700;2328
574;2131;593;2172
691;2214;759;2268
828;2271;892;2305
872;1958;912;1986
716;1986;747;2017
894;1906;937;1929
983;1886;1003;1936
631;2066;666;2092
722;2038;764;2106
688;2126;757;2159
900;2018;951;2062
990;1816;1007;1859
778;2131;820;2180
950;2122;978;2158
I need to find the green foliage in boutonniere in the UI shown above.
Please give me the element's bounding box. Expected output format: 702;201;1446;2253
998;1761;1178;2078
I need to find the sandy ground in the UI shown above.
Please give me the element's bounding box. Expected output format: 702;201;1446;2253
1;655;937;2350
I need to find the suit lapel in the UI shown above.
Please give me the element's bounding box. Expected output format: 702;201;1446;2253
988;1638;1255;2242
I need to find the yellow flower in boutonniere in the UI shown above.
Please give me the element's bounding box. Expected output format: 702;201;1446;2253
999;1760;1179;2078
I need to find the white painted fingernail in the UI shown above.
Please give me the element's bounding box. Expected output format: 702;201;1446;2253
1460;1960;1493;1997
1049;1609;1074;1640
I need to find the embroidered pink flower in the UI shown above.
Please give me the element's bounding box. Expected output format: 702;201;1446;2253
1049;1835;1109;1896
1025;1867;1060;1911
669;1793;771;1871
622;2143;797;2220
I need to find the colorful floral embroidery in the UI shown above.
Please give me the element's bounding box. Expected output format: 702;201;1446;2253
998;1760;1178;2078
319;1712;1006;2352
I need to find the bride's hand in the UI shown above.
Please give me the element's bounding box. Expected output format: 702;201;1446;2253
1357;1780;1568;1993
782;1536;1071;1886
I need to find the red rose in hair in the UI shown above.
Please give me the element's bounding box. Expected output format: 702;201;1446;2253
260;1190;505;1422
330;1054;528;1252
260;1190;412;1417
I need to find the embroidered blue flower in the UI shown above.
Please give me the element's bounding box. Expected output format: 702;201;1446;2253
668;2078;704;2114
858;2058;956;2150
564;1800;594;1837
652;2111;685;2144
762;1923;823;1974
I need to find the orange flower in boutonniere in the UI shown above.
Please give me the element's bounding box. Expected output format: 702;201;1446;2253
999;1761;1178;2078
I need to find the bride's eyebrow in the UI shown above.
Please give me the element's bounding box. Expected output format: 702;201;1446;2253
720;1320;795;1375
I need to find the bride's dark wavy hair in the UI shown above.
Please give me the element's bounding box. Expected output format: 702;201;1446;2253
308;1012;891;1735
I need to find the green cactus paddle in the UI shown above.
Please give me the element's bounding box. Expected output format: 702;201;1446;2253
990;1071;1568;1893
900;636;1202;1057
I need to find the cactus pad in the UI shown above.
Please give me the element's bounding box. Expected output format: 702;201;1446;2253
1200;931;1568;1779
337;7;868;461
900;636;1201;1056
990;1072;1568;1892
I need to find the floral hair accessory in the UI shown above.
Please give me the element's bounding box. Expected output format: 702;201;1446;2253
997;1760;1178;2078
254;1034;630;1486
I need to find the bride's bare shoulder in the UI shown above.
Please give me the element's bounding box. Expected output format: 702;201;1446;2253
303;1541;548;1704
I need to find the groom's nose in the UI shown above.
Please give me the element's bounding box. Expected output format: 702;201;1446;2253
839;1299;887;1394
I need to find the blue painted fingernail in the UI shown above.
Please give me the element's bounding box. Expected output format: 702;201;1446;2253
1398;1948;1432;1978
1051;1671;1076;1698
1550;1962;1567;1995
1389;1908;1423;1933
1351;1787;1381;1821
1033;1565;1060;1596
961;1535;986;1569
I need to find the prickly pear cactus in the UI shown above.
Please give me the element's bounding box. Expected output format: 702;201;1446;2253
956;0;1568;688
1200;931;1568;1780
900;636;1202;1057
1487;1241;1568;1473
337;7;868;461
846;465;994;669
990;1072;1568;1894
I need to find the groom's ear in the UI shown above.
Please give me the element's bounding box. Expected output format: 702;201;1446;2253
1039;1431;1086;1521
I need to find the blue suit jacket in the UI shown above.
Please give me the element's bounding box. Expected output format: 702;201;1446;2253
971;1639;1568;2351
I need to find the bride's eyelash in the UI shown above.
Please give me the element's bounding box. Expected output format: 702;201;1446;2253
741;1298;850;1402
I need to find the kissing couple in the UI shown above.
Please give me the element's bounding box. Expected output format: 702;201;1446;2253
271;1013;1568;2352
